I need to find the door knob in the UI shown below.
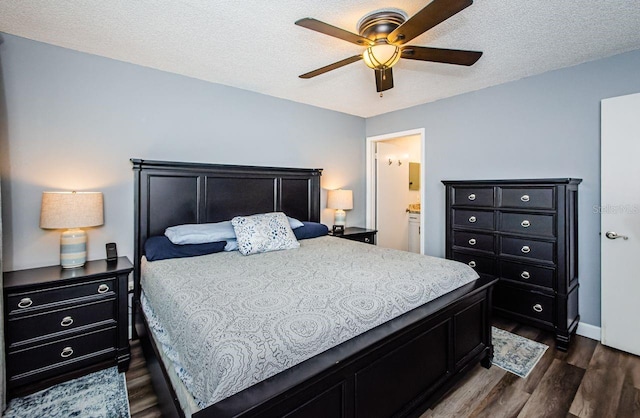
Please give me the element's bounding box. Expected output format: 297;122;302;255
605;231;628;240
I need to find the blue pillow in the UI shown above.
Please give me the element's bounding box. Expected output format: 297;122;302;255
145;236;226;261
293;222;329;240
165;221;235;245
165;216;304;245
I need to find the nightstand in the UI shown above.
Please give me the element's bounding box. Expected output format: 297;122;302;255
329;227;378;245
3;257;133;397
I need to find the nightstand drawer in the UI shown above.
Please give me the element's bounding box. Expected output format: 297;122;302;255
7;299;116;346
329;228;377;245
7;278;116;314
344;233;375;244
7;327;117;379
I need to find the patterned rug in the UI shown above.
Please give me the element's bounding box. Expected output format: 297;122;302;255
492;326;549;378
3;367;130;418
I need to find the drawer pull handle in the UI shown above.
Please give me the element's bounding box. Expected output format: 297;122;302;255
97;284;110;294
18;298;33;309
468;261;477;268
521;194;530;202
60;347;74;358
521;271;531;279
468;238;477;245
468;193;476;201
468;216;477;223
521;220;531;228
364;237;370;243
60;316;74;327
532;304;543;313
521;246;531;254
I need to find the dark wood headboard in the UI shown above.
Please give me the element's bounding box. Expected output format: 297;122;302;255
131;159;322;310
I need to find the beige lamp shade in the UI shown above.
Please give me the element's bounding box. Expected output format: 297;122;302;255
41;191;104;268
40;191;104;229
327;189;353;210
327;189;353;228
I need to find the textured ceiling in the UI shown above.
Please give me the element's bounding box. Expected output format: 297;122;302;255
1;0;639;118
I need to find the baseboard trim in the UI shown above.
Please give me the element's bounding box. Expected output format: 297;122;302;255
576;322;601;341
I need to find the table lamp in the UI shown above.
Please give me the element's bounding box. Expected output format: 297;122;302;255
327;189;353;231
40;191;104;268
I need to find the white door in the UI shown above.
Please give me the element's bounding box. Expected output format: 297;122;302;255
376;142;409;250
601;92;640;356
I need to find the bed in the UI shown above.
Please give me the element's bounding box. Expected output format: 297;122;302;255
132;159;497;418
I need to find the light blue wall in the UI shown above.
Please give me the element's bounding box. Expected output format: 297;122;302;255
0;33;366;271
366;49;640;327
2;30;639;327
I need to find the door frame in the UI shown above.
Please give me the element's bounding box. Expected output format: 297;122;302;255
366;128;426;254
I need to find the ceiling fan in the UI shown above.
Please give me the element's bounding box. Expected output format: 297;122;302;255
295;0;482;94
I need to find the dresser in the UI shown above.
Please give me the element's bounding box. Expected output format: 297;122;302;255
3;257;132;396
442;179;581;351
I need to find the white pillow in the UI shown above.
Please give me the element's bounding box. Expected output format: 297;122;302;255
165;221;235;245
231;212;300;256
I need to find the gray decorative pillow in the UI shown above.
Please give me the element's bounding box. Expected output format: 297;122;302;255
231;212;300;255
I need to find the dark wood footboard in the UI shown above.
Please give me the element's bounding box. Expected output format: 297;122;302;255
136;275;496;418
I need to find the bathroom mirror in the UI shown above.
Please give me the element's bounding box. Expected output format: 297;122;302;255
409;162;420;190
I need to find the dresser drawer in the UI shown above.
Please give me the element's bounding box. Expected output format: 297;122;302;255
7;299;116;346
453;187;494;207
7;327;117;379
452;231;494;253
451;251;496;276
500;187;554;209
499;260;555;289
7;278;116;315
494;284;554;324
453;209;494;230
499;212;555;238
500;237;555;264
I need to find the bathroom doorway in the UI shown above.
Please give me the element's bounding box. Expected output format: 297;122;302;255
366;129;425;253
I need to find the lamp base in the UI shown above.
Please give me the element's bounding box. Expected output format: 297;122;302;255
60;228;87;269
334;209;346;226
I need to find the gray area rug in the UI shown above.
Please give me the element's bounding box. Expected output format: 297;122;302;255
492;326;549;378
3;366;130;418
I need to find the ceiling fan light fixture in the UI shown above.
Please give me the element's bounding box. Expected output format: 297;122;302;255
363;44;401;70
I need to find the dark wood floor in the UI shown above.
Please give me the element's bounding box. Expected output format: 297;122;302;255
126;339;162;417
126;318;640;417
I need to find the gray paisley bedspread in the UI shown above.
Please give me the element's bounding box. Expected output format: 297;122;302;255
141;236;478;408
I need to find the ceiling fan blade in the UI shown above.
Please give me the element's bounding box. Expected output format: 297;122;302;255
401;46;482;66
295;18;374;46
388;0;473;45
299;55;363;79
374;68;394;92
